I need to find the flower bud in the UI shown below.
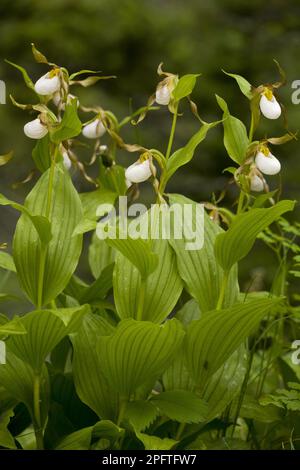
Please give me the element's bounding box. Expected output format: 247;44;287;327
250;175;265;192
255;149;281;175
24;118;48;139
99;145;108;154
156;84;171;105
34;70;61;96
125;158;152;183
259;90;281;120
82;118;106;139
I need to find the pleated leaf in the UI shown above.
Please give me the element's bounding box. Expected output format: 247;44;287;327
168;194;239;312
151;390;208;423
107;236;158;280
89;232;115;279
202;347;247;420
0;316;27;339
113;207;183;323
13;165;83;307
71;313;118;420
0;351;50;426
215;200;295;272
8;306;88;372
185;297;282;388
98;318;185;397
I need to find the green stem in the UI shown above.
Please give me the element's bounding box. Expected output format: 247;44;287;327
33;373;44;450
136;278;146;321
249;112;255;142
37;146;58;310
117;397;127;427
216;270;229;310
231;343;255;438
237;191;245;214
175;422;186;441
165;102;178;161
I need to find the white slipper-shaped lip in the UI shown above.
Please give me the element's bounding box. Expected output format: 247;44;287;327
255;151;281;175
125;159;152;183
24;118;48;139
82;119;106;139
34;72;61;96
259;93;281;120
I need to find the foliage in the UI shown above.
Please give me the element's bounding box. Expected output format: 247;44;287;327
0;45;299;452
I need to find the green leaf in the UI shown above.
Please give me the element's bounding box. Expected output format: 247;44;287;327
151;390;208;424
8;306;88;372
165;121;220;182
13;165;83;307
168;194;239;311
79;264;114;303
71;313;118;420
135;431;177;450
0;316;27;339
172;74;200;101
5;60;35;90
223;71;253;99
0;251;16;272
113;207;183;322
50;99;82;143
202;347;247;420
32;135;51;173
125;401;158;432
0;351;50;427
99;162;127;196
185;297;282;388
79;188;117;220
215;200;295;272
0;193;52;246
239;395;281;423
0;410;16;449
107;236;158;280
89;232;116;279
0;150;13;167
56;427;92;450
216;95;249;164
98;318;185;397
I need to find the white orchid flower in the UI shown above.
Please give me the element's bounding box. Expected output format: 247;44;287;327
259;89;281;120
156;84;171;105
250;175;265;192
255;148;281;175
24;117;48;139
125;158;152;184
34;69;61;96
62;151;72;170
82;118;106;139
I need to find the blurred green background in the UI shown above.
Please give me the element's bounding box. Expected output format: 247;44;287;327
0;0;299;312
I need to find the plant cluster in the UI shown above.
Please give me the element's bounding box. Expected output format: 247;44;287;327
0;45;299;450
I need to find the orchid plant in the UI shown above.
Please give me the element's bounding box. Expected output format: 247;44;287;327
0;45;299;451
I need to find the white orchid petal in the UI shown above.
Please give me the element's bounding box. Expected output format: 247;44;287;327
259;94;281;120
125;159;152;183
255;151;281;175
24;118;48;140
34;73;60;96
82;119;106;139
156;84;171;105
250;175;264;192
62;151;72;170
